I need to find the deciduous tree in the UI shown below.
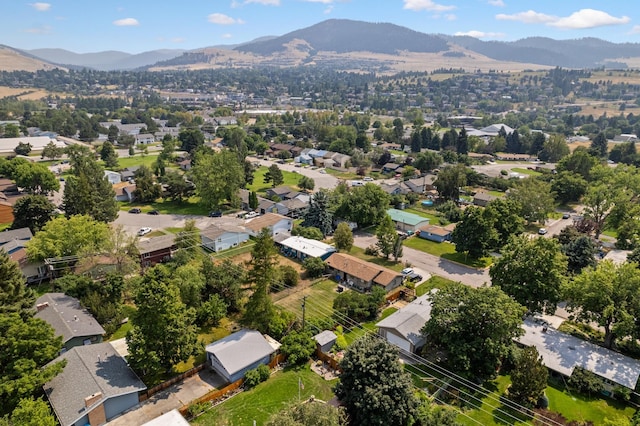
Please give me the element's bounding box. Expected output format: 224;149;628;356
376;214;397;259
13;162;59;195
336;183;390;228
434;164;467;203
190;149;244;209
333;222;353;252
280;330;316;365
11;194;56;233
508;347;548;408
298;175;315;192
334;334;417;426
451;206;497;259
507;178;555;225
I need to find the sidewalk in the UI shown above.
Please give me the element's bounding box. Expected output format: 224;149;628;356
106;369;226;426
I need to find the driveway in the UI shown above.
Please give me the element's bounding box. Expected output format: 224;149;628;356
106;369;227;426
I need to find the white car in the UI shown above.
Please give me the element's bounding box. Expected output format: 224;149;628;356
363;176;374;181
401;267;414;275
538;228;548;235
244;211;260;219
137;227;152;236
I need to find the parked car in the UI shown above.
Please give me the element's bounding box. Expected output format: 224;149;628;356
147;210;159;215
129;208;141;214
401;267;414;275
562;213;571;219
363;176;374;181
245;211;260;219
209;210;223;217
406;272;423;283
137;227;152;236
538;228;548;235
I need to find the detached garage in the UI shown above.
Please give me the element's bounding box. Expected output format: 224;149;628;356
376;292;435;353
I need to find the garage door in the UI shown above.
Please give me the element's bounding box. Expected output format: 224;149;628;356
385;331;411;353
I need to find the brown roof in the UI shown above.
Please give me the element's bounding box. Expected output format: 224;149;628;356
419;224;451;237
325;253;401;286
137;234;176;255
113;182;136;196
244;213;289;232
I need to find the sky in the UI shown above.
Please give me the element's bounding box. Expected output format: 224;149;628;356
4;0;640;53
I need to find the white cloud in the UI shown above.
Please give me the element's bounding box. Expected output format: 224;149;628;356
221;33;233;39
496;10;557;24
24;25;52;34
455;30;505;38
403;0;455;13
324;5;334;14
445;13;456;21
208;13;244;25
629;25;640;35
549;9;630;29
304;0;334;3
113;18;139;26
244;0;280;5
30;2;51;11
488;0;504;6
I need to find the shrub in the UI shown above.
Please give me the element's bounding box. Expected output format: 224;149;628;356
568;367;605;395
244;365;270;388
613;385;632;401
280;265;299;288
303;257;325;278
364;244;379;256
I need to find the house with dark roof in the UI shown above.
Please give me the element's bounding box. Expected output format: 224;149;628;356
137;234;177;267
35;293;106;351
205;329;280;383
200;224;250;252
265;186;294;200
44;342;146;426
325;252;403;293
244;213;292;237
0;227;47;282
473;192;498;207
376;291;435;353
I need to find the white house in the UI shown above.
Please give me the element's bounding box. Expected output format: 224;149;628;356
376;291;435;353
244;213;292;237
104;170;122;185
200;225;250;252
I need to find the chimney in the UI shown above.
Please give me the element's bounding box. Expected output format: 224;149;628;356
84;393;106;425
36;302;49;312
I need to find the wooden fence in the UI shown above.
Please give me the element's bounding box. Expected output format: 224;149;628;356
316;348;342;372
179;377;245;417
139;363;206;402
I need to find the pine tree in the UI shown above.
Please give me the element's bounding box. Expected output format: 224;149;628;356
302;191;333;236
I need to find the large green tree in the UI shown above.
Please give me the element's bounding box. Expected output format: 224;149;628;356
376;214;397;259
302;190;333;236
100;141;119;169
507;178;555;225
333;222;354;252
433;164;467;203
62;151;118;222
335;183;390;228
264;164;284;188
133;165;161;203
0;313;65;415
178;128;204;153
508;347;548;408
451;206;497;259
490;235;567;315
11;194;56;233
126;265;198;376
26;215;110;262
564;261;640;349
551;171;588;204
41;142;63;161
583;183;616;239
190;149;244;209
280;330;316;365
423;284;526;380
0;251;34;318
591;131;608;158
334;334;417;426
7;397;57;426
13;163;59;195
484;198;524;248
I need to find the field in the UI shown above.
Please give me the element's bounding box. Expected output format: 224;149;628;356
192;364;337;426
274;279;339;321
403;236;492;268
247;166;303;194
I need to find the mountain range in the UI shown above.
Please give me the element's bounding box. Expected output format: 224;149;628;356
6;19;640;72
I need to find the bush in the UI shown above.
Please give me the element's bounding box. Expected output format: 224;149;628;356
436;200;462;222
244;364;270;388
568;367;605;395
292;226;324;240
303;257;325;278
364;244;379;256
280;265;299;288
613;385;632;401
500;169;508;176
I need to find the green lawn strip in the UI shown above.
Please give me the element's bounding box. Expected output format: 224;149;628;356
120;197;210;216
210;241;256;260
545;381;634;424
511;167;541;176
108;305;137;341
107;153;160;170
347;246;405;272
343;307;397;345
402;207;446;225
460;375;531;426
486;190;506;198
246;166;303;194
274;279;339;321
146;230;166;238
415;275;459;296
602;229;619;238
403;237;492;268
192;364;336;426
322;168;360;180
174;321;233;374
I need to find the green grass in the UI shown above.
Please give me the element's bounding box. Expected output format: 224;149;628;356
322;168;360;180
0;223;12;231
192;364;337;426
602;229;619;238
108;305;137;341
275;279;339;321
343;307;397;345
120;197;210;216
107;153;160;170
416;275;459;296
403;207;446;225
247;166;303;194
403;237;492;268
174;320;233;373
210;241;256;260
511;167;541;176
460;375;531;425
486;190;507;198
347;246;404;272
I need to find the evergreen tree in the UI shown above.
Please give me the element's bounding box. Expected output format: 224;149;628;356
509;347;548;408
0;251;35;319
133;165;161;203
410;129;422;153
420;127;433;149
456;127;468;155
302;191;333;237
590;131;608;158
264;164;284;187
100;141;119;169
249;191;259;210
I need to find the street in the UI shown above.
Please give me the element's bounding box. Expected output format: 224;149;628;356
113;211;244;237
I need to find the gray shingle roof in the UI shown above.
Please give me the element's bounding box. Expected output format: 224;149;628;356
376;292;435;348
136;234;176;255
35;293;105;344
205;329;276;377
313;330;337;347
0;227;32;245
44;342;146;426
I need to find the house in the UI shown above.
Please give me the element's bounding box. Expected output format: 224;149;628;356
380;182;409;196
418;224;454;243
294;153;313;165
245;213;292;237
376;292;435;353
0;227;47;282
104;170;122;185
382;163;401;173
178;159;191;171
44;342;146;426
0;200;13;223
134;133;155;145
279;198;308;218
35;293;106;351
200;224;250;252
119;166;140;182
386;208;430;233
516;318;640;391
325;252;403;293
205;329;280;383
473;192;498;207
137;234;177;266
142;409;190;426
404;176;435;194
279;236;336;261
478;123;514;136
265;186;294;200
314;330;338;354
113;182;136;202
0;136;65;154
325;152;351;169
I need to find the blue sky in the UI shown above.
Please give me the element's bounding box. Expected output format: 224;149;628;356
5;1;640;53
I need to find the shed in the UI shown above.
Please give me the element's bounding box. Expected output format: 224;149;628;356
314;330;338;354
386;208;430;233
205;329;279;383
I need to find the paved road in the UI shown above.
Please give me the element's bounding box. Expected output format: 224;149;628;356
353;233;490;288
113;211;244;236
471;161;555;178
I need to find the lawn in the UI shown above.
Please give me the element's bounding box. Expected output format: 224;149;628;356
106;153;161;170
120;196;210;216
403;207;446;225
343;306;397;345
403;237;492;268
108;305;137;341
0;223;12;231
323;168;360;180
192;364;337;426
247;166;303;194
511;167;541;176
210;241;256;260
275;279;340;321
486;190;507;198
415;275;459;296
347;246;405;272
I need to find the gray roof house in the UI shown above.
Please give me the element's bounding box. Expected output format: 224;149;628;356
245;213;293;237
44;342;146;426
0;227;33;245
200;224;250;253
205;329;280;383
35;293;106;351
376;292;435;353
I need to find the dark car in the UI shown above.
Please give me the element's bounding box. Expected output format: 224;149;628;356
147;210;159;215
406;272;423;283
562;213;571;219
128;208;142;214
209;210;223;218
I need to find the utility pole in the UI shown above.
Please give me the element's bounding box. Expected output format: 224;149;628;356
301;296;307;331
